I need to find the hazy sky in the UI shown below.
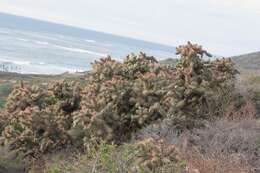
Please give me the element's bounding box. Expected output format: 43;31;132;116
0;0;259;56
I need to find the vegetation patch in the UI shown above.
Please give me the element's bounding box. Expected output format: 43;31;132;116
0;42;242;172
0;83;13;108
179;119;260;173
45;138;186;173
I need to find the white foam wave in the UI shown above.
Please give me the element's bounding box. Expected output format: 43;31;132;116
0;58;31;65
85;39;96;43
17;38;28;42
0;58;85;74
0;58;48;66
13;60;31;65
38;62;46;65
54;45;107;57
0;31;9;34
21;63;86;75
35;41;50;45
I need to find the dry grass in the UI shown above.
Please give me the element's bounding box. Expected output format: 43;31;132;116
184;149;253;173
133;119;180;144
179;119;260;173
225;100;257;120
235;70;260;117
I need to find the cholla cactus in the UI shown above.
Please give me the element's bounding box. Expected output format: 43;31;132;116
123;52;158;78
70;53;173;145
210;58;238;84
66;46;237;146
2;106;71;155
132;138;179;172
90;56;125;82
1;81;80;156
5;81;48;113
167;42;238;129
0;43;238;157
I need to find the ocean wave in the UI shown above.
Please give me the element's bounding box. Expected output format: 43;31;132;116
0;31;9;34
35;41;50;45
85;39;96;43
17;38;29;42
13;29;59;41
0;58;31;65
38;62;46;65
53;45;108;57
21;63;86;74
0;58;86;74
13;60;31;65
0;59;48;66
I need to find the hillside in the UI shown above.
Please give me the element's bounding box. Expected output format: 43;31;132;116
232;51;260;70
159;58;177;65
158;51;260;71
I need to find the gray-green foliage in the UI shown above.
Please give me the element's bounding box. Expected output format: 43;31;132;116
45;138;184;173
0;83;13;108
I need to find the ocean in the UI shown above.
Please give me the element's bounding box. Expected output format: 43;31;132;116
0;13;175;74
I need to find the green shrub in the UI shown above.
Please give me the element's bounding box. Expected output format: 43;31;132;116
45;138;185;173
248;76;260;85
0;145;25;172
0;83;13;108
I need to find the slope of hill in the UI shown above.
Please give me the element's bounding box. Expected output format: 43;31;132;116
232;51;260;70
159;58;178;65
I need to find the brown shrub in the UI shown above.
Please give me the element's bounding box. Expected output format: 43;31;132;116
225;100;257;120
179;119;260;173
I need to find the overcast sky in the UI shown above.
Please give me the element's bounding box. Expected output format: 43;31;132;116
0;0;259;56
